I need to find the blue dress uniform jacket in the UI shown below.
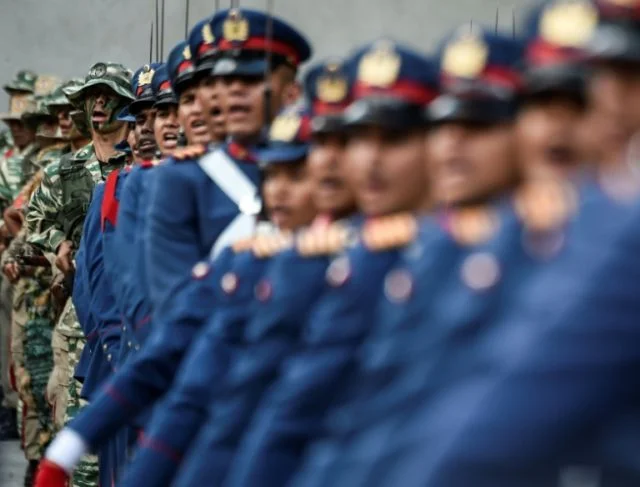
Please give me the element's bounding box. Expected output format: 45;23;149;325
144;144;260;320
75;183;117;401
67;247;236;450
405;182;640;487
65;144;259;451
173;236;337;487
117;163;159;360
120;247;273;487
73;181;123;487
287;217;463;487
223;218;403;487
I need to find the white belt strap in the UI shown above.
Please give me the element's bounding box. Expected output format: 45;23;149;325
198;149;261;259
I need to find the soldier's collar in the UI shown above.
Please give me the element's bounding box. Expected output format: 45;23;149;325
226;140;258;164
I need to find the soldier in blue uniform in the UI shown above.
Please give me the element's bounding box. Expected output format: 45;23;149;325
225;40;441;487
118;104;318;487
515;0;589;182
285;27;574;487
35;10;311;486
151;64;180;156
374;2;640;486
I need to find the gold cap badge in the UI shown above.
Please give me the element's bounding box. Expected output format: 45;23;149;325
442;31;489;79
183;45;192;60
223;9;249;42
202;23;215;44
317;64;348;103
269;112;302;142
358;40;401;88
138;66;155;86
540;1;598;48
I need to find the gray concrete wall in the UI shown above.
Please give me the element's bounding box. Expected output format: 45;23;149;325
0;0;538;109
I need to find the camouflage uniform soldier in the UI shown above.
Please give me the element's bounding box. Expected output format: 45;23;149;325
26;63;133;487
4;88;72;486
0;69;37;441
42;80;91;434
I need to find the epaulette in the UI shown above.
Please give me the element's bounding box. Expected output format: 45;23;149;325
514;179;577;232
172;144;206;161
448;206;500;246
361;213;418;251
252;232;294;258
232;236;255;253
296;223;350;256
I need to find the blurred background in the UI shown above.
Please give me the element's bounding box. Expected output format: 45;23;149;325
0;0;537;108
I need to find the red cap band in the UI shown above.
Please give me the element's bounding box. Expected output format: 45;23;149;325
218;36;301;66
354;79;438;105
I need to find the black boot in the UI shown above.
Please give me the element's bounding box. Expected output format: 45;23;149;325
0;406;19;441
24;460;39;487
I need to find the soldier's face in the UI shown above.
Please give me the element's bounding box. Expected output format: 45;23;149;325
179;85;211;145
263;160;317;231
197;76;226;142
345;126;429;216
220;66;298;142
6;120;34;148
428;122;518;207
56;108;79;139
134;106;157;160
309;132;356;218
516;95;585;181
37;119;59;139
220;74;264;141
154;104;180;154
589;62;640;159
84;88;127;134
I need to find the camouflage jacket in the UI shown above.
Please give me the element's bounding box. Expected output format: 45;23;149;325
26;143;126;252
0;142;39;212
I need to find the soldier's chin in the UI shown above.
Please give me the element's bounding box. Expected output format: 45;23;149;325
92;120;125;135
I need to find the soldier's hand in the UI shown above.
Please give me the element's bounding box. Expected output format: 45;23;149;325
3;262;20;283
3;207;24;236
54;240;74;274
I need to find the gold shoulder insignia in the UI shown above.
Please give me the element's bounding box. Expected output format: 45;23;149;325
173;144;206;161
252;231;294;258
362;213;418;251
232;236;255;253
448;206;500;246
514;179;577;232
296;223;350;256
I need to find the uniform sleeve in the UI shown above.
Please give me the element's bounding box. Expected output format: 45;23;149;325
144;163;200;316
80;186;121;366
108;170;139;304
66;255;228;449
117;310;235;487
25;162;65;253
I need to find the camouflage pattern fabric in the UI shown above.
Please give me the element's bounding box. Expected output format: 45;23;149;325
26;142;126;252
48;324;69;431
23;266;55;455
58;301;99;487
11;279;43;461
0;142;39;213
